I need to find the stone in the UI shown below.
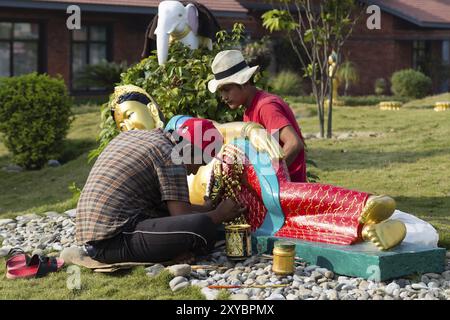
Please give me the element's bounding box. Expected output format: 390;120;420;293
172;282;190;292
201;287;219;300
253;236;446;280
297;288;313;299
145;264;165;277
230;294;249;300
47;160;61;167
385;282;400;295
358;280;369;291
44;211;60;218
326;289;338;300
3;164;23;173
442;271;450;281
191;280;209;288
167;264;192;277
324;271;334;279
311;271;322;281
286;293;299;300
169;276;188;290
411;283;428;290
0;219;14;226
305;265;319;272
52;243;63;251
265;293;286;300
64;209;77;218
0;247;11;257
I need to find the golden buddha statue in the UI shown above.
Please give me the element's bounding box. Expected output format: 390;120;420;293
110;85;407;251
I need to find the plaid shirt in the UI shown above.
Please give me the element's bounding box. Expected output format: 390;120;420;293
76;129;190;244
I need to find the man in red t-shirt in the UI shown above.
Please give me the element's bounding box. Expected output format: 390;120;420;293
208;50;306;182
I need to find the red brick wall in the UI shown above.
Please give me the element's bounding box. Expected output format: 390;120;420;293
0;8;150;92
2;6;450;95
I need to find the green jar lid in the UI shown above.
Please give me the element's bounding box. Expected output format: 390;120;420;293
274;241;296;250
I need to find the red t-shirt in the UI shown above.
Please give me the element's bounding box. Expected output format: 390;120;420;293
243;90;306;182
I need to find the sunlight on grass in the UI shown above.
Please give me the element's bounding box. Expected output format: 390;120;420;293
0;99;449;300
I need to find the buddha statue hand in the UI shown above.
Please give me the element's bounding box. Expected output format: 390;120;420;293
241;122;284;160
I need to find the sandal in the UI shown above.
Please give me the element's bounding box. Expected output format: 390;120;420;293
5;248;29;271
6;254;64;279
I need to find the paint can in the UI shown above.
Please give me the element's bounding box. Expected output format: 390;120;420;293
225;224;252;260
272;241;296;275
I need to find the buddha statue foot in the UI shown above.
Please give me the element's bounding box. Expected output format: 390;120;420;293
359;195;396;225
362;219;407;250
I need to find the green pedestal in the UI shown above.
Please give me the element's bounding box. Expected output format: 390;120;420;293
252;236;446;281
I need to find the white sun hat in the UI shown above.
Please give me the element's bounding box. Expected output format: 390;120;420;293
208;50;259;93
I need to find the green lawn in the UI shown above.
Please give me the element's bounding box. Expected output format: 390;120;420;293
0;98;449;299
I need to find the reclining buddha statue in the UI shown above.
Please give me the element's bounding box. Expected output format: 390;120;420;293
110;85;408;251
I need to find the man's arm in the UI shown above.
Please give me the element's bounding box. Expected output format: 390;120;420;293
166;199;247;224
279;125;304;167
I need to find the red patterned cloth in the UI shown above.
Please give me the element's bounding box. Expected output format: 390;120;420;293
218;144;370;245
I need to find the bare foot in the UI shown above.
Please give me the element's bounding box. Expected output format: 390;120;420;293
362;219;406;250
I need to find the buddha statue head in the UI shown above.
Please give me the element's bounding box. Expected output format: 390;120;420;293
111;85;165;132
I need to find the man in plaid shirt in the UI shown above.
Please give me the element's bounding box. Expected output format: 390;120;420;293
76;118;245;263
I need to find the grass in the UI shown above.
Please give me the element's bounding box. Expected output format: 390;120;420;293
0;106;100;217
403;92;450;109
0;97;449;299
290;99;450;248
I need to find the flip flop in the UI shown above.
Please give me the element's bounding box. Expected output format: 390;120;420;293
6;255;64;279
5;248;30;271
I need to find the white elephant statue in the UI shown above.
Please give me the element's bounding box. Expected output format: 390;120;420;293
155;0;213;65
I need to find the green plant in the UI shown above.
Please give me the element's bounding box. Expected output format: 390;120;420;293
306;159;320;183
0;73;73;169
242;36;272;71
68;181;82;203
391;69;432;99
90;23;268;160
336;61;359;96
374;78;387;95
262;0;365;138
269;70;303;96
74;60;128;91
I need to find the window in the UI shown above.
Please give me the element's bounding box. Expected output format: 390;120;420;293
71;25;111;91
0;22;40;77
412;40;431;75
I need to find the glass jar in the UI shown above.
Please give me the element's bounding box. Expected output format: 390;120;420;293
272;241;296;275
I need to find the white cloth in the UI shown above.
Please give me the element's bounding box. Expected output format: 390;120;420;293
389;210;439;248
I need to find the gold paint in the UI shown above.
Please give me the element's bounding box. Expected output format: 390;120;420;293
362;219;407;250
359;195;396;225
272;241;296;275
225;224;252;260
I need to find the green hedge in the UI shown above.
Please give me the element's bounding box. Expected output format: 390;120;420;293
391;69;432;99
0;73;73;169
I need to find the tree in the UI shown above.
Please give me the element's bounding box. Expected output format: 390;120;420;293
262;0;365;138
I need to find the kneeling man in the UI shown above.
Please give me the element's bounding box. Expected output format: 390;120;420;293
76;117;244;263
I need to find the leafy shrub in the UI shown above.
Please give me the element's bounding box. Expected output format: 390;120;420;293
90;23;269;160
0;73;73;169
269;70;303;96
374;78;387;95
242;36;272;71
391;69;432;99
74;60;128;91
336;61;359;96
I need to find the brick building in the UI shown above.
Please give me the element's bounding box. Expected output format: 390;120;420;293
0;0;449;95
